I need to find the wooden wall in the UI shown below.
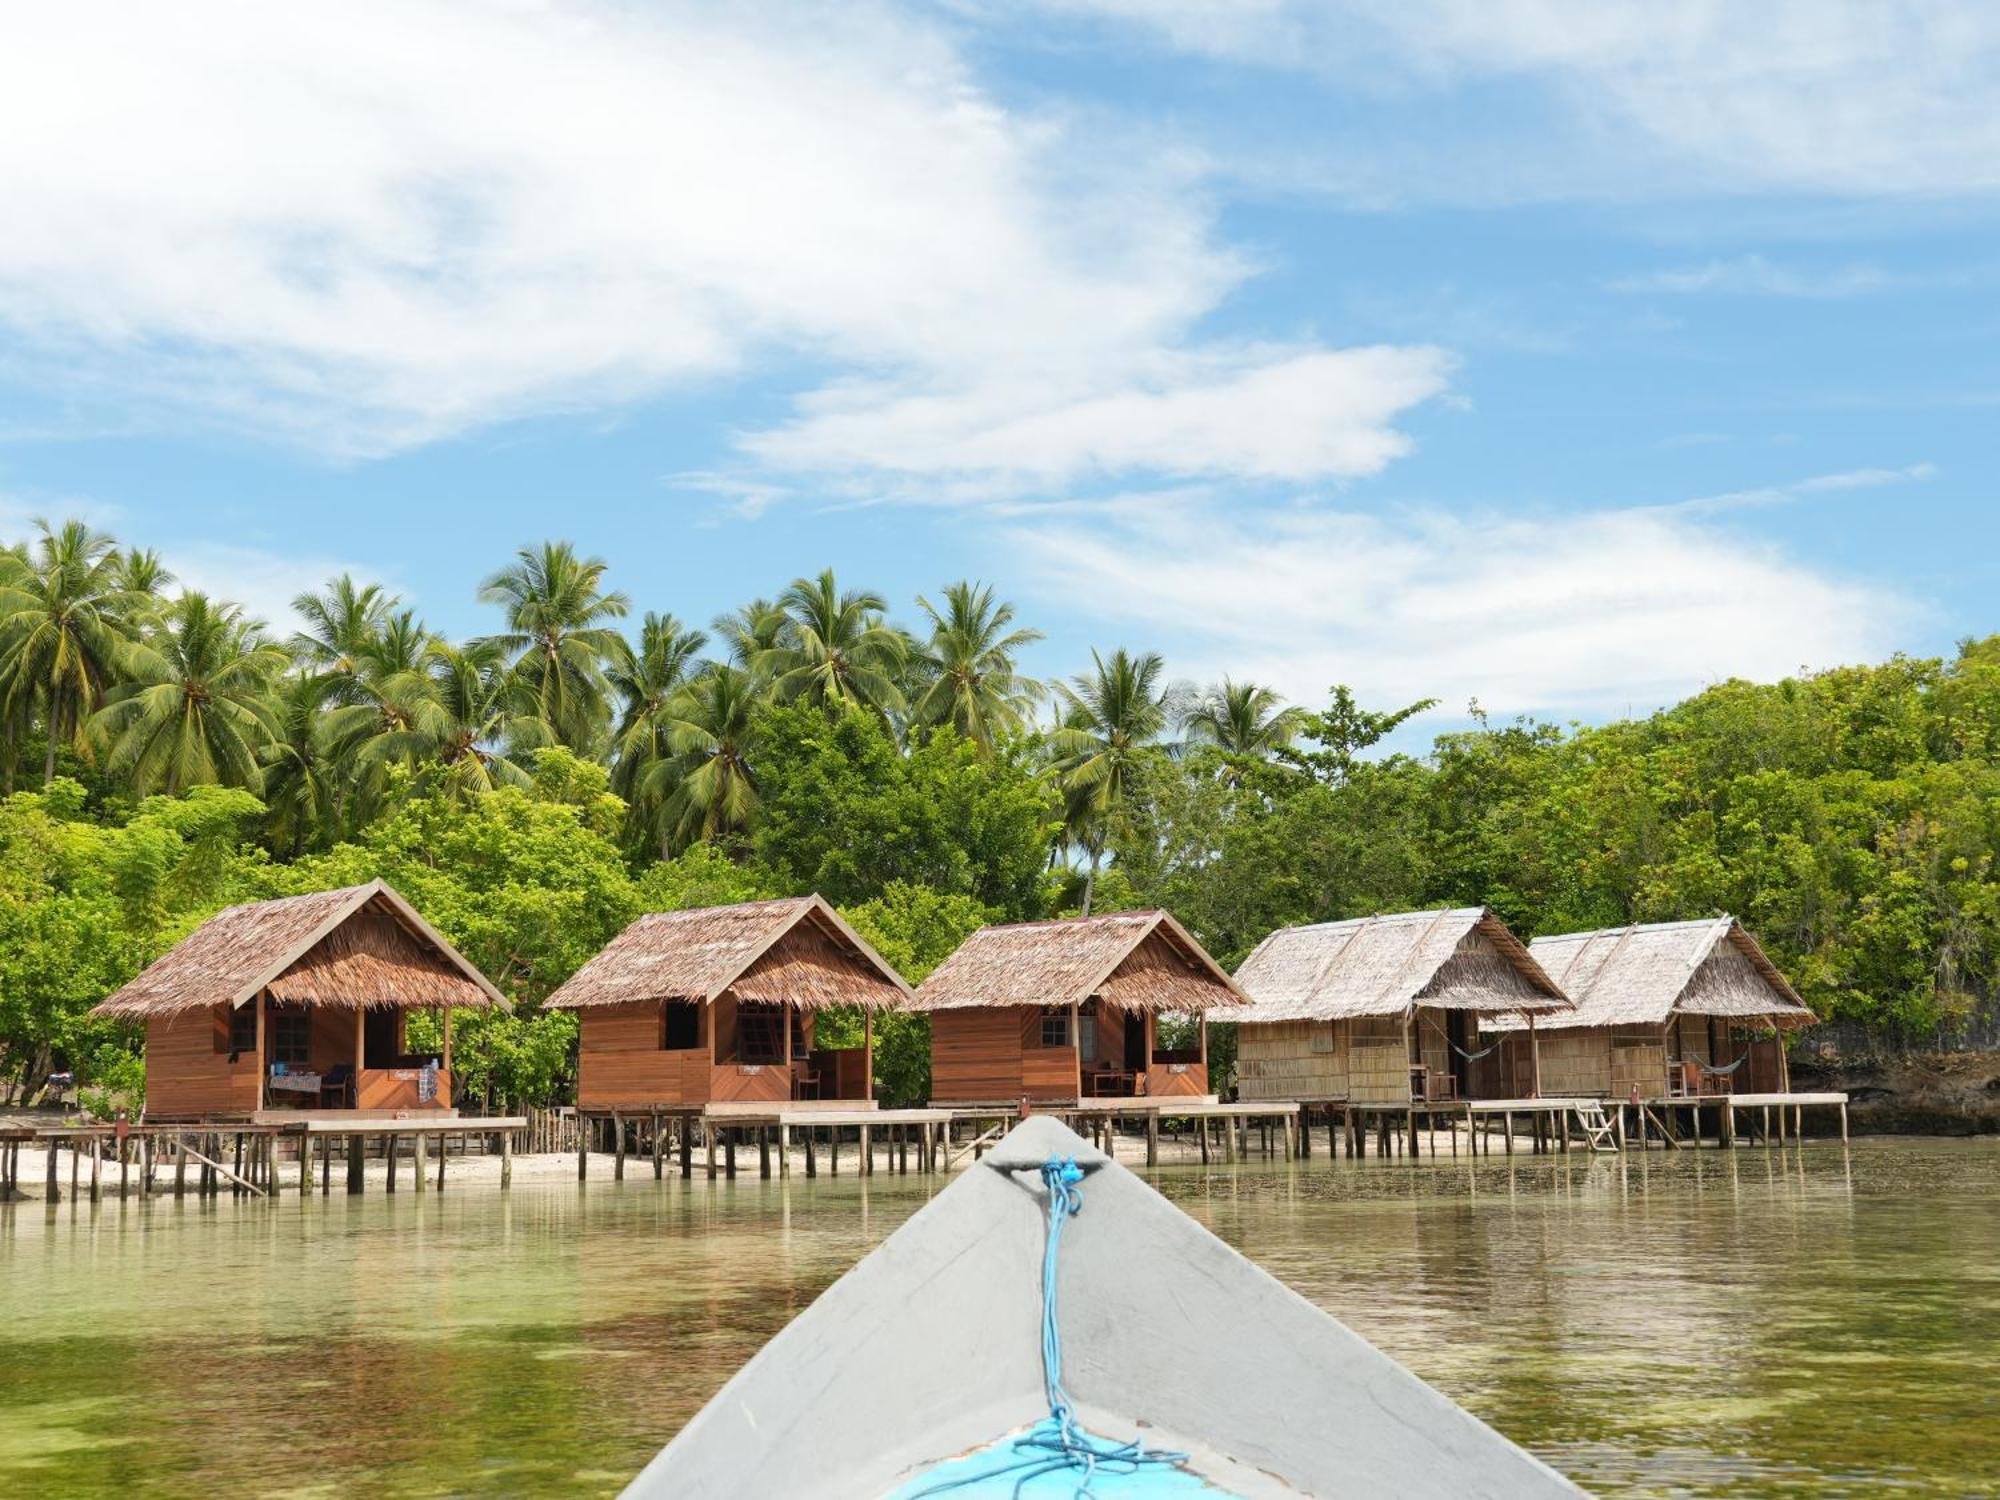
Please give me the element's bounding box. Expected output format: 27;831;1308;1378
1144;1061;1208;1097
710;1064;789;1104
144;1008;259;1118
930;1008;1025;1102
578;1001;715;1109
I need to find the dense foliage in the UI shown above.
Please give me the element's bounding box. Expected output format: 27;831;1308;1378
2;517;1993;1111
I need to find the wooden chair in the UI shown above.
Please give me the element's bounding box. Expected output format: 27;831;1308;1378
318;1064;354;1109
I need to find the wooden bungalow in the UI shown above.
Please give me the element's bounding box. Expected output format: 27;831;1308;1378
544;896;911;1113
1226;909;1572;1106
914;911;1245;1106
1490;916;1815;1099
92;880;508;1122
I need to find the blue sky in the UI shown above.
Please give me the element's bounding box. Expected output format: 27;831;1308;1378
1;2;1994;733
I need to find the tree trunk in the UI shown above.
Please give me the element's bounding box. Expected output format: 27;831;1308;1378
43;709;58;786
1081;848;1100;918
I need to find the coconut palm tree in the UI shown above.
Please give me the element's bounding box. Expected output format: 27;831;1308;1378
291;574;396;681
0;519;135;784
712;597;787;674
477;542;629;749
260;672;342;854
1047;648;1178;916
609;612;709;852
765;569;907;715
1182;679;1304;760
421;638;535;799
908;581;1043;750
654;664;761;848
112;548;175;609
91;593;286;795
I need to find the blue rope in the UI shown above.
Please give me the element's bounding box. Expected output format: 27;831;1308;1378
903;1156;1192;1498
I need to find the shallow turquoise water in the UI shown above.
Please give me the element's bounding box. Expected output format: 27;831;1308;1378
1;1138;1993;1497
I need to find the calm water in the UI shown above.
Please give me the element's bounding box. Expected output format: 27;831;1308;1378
1;1139;1995;1498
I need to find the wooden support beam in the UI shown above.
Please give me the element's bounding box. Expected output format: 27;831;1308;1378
501;1126;513;1188
614;1112;626;1181
1145;1113;1159;1167
346;1134;364;1193
578;1117;589;1182
758;1126;771;1179
652;1113;664;1181
680;1114;693;1180
724;1129;737;1179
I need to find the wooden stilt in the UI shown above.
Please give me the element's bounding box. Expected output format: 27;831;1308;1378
614;1112;626;1181
1145;1114;1160;1167
346;1134;364;1194
89;1135;101;1200
501;1126;513;1188
758;1126;771;1179
652;1114;664;1180
779;1124;792;1178
680;1115;693;1179
858;1123;872;1178
805;1126;818;1178
705;1121;717;1180
724;1129;737;1179
436;1133;446;1190
578;1117;589;1182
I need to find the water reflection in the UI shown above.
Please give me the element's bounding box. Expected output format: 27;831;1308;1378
2;1140;1993;1499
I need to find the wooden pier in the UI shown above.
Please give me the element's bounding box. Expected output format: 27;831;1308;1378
12;1117;524;1202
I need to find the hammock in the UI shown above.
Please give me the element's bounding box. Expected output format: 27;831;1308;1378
1450;1040;1503;1064
895;1158;1218;1498
1697;1055;1753;1077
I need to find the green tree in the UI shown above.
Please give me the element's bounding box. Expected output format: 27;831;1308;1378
290;573;396;681
1048;648;1178;915
0;519;135;785
909;581;1043;750
1181;678;1305;761
765;568;907;716
609;612;709;854
655;664;764;849
753;705;1058;916
477;541;629;750
91;593;286;796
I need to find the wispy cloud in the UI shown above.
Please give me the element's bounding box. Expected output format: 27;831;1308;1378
1606;256;1917;299
1656;462;1937;518
1014;2;2000;199
1009;490;1921;720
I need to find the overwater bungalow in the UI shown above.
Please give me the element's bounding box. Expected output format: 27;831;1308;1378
544;895;911;1112
914;911;1245;1106
92;879;508;1122
1227;908;1572;1106
1492;916;1815;1099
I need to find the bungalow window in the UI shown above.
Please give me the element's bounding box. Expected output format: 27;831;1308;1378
273;1012;310;1067
226;1005;256;1057
1039;1007;1071;1048
662;1001;701;1050
737;1005;786;1065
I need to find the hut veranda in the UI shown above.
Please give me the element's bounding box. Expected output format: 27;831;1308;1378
913;911;1246;1105
91;879;507;1121
1492;916;1817;1100
544;895;911;1112
1226;908;1571;1107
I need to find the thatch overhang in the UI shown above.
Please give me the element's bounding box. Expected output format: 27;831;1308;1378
1490;916;1815;1033
91;880;508;1020
1218;908;1571;1025
542;895;911;1013
910;910;1246;1016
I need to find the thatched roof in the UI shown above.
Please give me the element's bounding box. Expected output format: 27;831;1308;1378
92;880;507;1019
1491;917;1814;1033
910;911;1246;1015
1221;908;1571;1024
542;895;911;1012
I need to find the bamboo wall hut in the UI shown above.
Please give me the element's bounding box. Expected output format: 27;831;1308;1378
1489;917;1815;1098
1227;909;1571;1106
545;895;911;1112
914;911;1245;1105
92;880;507;1121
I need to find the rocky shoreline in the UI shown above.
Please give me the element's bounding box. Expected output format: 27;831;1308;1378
1794;1050;2000;1135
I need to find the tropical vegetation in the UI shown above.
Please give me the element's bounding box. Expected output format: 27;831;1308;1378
2;516;1995;1111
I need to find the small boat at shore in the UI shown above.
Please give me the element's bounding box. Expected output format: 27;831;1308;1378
629;1115;1583;1497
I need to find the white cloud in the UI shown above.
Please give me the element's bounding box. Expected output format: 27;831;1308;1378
742;344;1454;491
0;2;1448;492
1022;2;2000;198
1658;463;1936;518
1607;256;1912;298
1011;491;1920;720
